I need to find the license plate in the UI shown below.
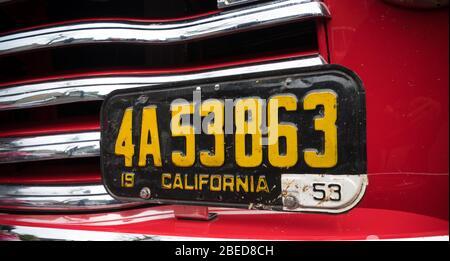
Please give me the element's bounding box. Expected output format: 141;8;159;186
101;65;367;213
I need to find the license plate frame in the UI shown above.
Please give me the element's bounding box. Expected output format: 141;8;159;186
100;65;367;213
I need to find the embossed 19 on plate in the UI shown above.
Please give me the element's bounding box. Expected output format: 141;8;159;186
100;65;367;213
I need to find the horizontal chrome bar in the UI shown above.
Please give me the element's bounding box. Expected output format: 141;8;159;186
0;184;141;211
0;132;100;163
0;54;326;111
0;55;326;164
0;225;233;241
0;0;330;56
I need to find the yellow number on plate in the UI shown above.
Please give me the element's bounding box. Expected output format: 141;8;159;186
235;98;263;168
303;90;338;168
200;100;225;167
268;94;298;168
171;102;195;167
121;172;135;188
138;106;162;167
115;107;134;167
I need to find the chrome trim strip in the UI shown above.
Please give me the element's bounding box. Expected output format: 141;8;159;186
0;225;239;241
1;225;448;241
0;55;326;111
0;184;140;211
0;132;100;163
0;0;330;56
0;184;106;196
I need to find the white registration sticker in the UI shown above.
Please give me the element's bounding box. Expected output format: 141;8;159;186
281;174;368;213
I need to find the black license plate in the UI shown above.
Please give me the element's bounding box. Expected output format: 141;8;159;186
100;65;367;212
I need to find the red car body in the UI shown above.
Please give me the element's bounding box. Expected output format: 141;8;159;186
0;0;448;240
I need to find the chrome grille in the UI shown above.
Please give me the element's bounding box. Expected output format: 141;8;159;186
0;0;330;211
0;0;329;55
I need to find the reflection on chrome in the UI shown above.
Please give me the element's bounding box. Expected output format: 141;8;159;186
0;184;141;211
0;225;235;241
0;55;326;111
0;0;330;55
0;132;100;163
0;207;287;227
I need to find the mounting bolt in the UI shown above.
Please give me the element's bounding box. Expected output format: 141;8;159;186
285;78;292;86
140;187;151;199
284;195;299;210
